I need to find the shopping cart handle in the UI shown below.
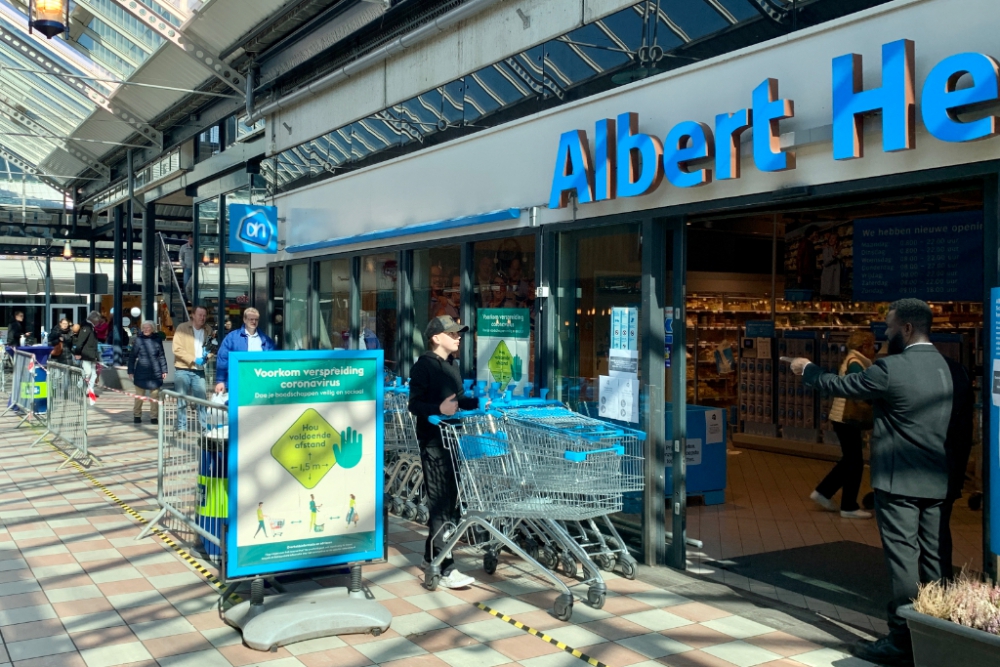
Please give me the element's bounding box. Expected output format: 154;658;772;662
564;446;624;462
540;389;549;400
429;407;501;425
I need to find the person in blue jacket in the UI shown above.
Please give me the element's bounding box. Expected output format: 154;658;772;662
214;308;276;394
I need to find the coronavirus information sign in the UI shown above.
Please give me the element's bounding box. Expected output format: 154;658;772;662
225;350;384;580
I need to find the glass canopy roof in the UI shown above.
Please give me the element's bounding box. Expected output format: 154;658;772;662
262;0;768;194
0;0;207;208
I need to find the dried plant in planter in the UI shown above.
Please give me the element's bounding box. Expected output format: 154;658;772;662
914;570;1000;635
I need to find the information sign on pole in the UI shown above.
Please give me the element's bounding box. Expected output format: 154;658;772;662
226;350;384;580
988;288;1000;560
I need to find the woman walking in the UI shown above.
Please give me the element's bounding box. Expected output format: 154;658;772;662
47;317;74;364
810;331;875;519
127;320;167;425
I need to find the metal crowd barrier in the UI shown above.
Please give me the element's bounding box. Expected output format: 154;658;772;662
30;362;95;470
1;350;41;427
137;389;229;563
0;346;9;397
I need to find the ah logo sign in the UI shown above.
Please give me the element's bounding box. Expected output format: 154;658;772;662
228;204;277;254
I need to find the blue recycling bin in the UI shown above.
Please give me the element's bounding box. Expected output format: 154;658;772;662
197;438;228;559
664;404;727;505
6;345;53;414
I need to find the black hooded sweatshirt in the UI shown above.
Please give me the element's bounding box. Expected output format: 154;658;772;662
408;350;478;444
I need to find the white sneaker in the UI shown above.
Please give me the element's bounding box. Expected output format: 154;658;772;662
840;509;872;520
438;569;475;589
810;490;837;511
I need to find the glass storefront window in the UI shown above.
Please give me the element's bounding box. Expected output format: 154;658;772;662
472;236;536;392
195;197;220;327
360;253;398;368
285;263;310;350
270;266;285;349
222;187;256;333
413;245;461;356
196;125;221;163
555;224;643;411
317;259;351;350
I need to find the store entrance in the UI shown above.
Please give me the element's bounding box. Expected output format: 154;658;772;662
680;187;986;621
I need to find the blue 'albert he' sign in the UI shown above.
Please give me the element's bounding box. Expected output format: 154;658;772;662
229;204;278;254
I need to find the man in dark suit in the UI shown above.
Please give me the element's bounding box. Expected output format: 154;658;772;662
787;299;968;667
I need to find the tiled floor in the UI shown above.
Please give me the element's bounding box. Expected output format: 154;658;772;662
685;446;982;573
0;392;879;667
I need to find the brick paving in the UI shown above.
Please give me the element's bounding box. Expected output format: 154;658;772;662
0;391;879;667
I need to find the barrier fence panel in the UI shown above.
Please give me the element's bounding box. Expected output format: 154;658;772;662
137;389;228;563
0;347;9;397
1;350;40;427
31;362;94;469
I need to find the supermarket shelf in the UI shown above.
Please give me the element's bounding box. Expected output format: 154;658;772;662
733;433;843;462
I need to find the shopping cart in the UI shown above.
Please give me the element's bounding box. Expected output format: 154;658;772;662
384;381;430;522
495;392;645;580
426;405;638;619
269;518;285;537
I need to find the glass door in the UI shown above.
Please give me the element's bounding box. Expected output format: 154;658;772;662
552;221;679;565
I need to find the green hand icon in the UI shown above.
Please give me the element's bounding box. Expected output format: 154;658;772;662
337;427;363;469
511;355;523;382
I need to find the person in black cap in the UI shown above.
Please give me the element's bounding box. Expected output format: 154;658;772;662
408;315;479;589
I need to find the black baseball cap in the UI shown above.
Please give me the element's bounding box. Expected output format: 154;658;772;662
424;315;468;340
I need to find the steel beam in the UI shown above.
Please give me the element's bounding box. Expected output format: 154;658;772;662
0;93;109;180
0;145;69;195
0;24;163;149
108;0;245;95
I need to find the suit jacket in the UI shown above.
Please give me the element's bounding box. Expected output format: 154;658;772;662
803;345;954;499
943;357;973;500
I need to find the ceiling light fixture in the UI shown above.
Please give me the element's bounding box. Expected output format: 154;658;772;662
62;239;72;260
28;0;69;39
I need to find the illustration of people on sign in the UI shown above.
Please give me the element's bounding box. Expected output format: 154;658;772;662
254;502;267;539
346;494;358;527
309;494;323;533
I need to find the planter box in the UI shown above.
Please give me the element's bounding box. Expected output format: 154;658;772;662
899;604;1000;667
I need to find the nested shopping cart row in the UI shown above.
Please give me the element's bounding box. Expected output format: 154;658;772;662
425;393;645;621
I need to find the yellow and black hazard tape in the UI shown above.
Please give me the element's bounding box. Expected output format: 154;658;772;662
27;426;242;604
475;602;609;667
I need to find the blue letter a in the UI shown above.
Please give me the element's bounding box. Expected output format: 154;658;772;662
549;130;594;209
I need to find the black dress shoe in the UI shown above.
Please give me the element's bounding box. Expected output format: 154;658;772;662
851;637;914;667
133;417;142;424
150;418;158;425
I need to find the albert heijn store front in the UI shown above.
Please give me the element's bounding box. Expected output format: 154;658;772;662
254;0;999;592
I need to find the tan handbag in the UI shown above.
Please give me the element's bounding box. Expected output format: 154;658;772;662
841;398;873;429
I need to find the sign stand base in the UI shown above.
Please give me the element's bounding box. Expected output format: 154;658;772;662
223;568;392;652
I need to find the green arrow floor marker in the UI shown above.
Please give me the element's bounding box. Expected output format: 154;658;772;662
271;409;341;489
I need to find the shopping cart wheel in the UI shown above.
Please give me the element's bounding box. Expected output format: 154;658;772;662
416;505;430;525
424;573;441;591
560;552;577;578
596;554;615;572
586;587;606;609
483;551;498;575
538;546;556;568
552;594;574;622
390;497;404;516
618;557;637;580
